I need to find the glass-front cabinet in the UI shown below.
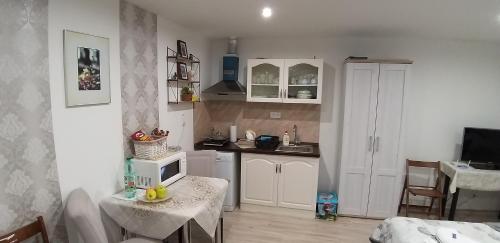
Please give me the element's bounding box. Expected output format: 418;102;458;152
247;59;284;103
283;59;323;104
247;59;323;104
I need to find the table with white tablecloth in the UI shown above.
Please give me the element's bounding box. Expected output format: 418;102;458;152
440;161;500;220
100;176;228;241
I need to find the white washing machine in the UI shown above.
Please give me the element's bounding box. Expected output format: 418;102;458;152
215;151;240;211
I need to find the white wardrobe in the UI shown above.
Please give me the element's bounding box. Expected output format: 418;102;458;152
338;60;411;218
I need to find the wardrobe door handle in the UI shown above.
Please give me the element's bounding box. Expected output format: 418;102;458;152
368;136;373;152
276;164;278;173
375;137;380;152
279;164;282;173
279;89;282;98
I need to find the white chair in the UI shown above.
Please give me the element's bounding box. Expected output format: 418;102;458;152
65;188;162;243
186;150;217;177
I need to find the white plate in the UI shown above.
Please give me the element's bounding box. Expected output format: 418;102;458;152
137;194;172;203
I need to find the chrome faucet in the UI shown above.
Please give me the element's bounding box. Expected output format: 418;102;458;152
292;124;300;145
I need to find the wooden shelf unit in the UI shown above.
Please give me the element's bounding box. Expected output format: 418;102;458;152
166;46;201;104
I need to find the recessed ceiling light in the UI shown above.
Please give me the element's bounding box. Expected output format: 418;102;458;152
262;7;272;18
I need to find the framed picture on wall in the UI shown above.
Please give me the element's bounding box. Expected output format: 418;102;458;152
177;62;188;80
63;30;110;107
177;40;188;58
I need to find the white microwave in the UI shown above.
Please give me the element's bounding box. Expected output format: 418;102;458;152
132;152;187;189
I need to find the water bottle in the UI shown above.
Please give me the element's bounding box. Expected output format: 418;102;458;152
124;157;136;198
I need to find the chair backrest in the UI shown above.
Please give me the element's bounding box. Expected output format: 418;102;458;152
65;188;108;243
0;216;49;243
186;150;217;177
406;159;441;188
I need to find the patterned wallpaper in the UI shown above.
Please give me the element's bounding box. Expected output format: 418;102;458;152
0;0;66;241
120;0;159;157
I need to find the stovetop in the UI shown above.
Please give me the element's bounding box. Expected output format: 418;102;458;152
202;138;229;147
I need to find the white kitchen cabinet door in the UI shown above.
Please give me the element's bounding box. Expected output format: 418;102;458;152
367;64;409;218
277;156;319;210
283;59;323;104
338;63;380;216
241;153;278;206
247;59;284;103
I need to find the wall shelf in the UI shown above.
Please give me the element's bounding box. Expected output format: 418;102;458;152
166;46;201;104
251;84;280;86
167;55;200;64
287;84;318;87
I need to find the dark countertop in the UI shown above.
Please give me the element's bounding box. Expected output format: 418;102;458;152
194;141;321;158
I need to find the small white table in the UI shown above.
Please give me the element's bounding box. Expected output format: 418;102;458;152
440;161;500;220
101;176;228;242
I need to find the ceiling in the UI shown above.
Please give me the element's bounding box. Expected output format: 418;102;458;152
128;0;500;42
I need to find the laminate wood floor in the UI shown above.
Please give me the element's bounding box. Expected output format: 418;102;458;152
183;208;498;243
222;210;381;243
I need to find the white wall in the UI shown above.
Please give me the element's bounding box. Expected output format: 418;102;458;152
48;0;123;241
210;36;500;210
157;17;211;151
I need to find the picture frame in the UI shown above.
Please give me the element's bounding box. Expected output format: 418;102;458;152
177;62;188;80
177;40;188;58
63;30;110;107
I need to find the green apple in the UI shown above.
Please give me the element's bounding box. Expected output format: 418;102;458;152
146;187;157;201
155;184;168;199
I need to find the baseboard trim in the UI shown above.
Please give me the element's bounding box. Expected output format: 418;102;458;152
240;203;316;219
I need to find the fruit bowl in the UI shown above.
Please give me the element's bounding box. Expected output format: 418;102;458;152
136;189;172;203
137;194;172;203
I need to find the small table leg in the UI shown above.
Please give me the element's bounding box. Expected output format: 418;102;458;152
448;188;460;221
442;175;450;217
221;217;224;243
178;225;183;243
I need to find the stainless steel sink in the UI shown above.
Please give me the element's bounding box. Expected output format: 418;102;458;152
275;144;314;154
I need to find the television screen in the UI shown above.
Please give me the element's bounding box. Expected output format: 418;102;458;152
461;127;500;164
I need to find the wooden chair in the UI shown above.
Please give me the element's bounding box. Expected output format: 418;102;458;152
0;216;49;243
397;159;444;219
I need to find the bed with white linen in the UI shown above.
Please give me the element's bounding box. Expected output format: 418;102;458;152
370;217;500;243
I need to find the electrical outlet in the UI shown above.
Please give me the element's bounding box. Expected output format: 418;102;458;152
270;112;281;119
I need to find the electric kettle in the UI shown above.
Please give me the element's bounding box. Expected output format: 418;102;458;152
245;130;257;141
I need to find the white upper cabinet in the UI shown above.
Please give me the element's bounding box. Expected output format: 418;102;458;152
247;59;323;104
247;59;284;103
283;59;323;104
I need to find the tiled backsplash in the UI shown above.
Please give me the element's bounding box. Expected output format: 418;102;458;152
194;101;320;143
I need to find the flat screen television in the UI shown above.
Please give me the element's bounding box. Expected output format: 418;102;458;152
461;127;500;164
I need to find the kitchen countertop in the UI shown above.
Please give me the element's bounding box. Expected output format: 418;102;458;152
194;141;321;158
